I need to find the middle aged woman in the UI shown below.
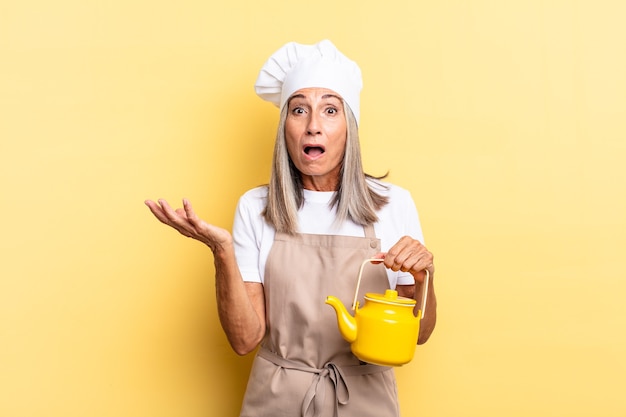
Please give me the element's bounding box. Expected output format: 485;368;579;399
145;40;437;417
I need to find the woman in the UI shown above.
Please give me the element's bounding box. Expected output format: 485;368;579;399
146;40;437;417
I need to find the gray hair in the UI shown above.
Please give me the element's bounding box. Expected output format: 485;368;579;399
263;101;388;234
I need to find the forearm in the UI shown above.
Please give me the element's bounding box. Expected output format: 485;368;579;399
213;244;266;355
144;198;265;353
416;272;437;344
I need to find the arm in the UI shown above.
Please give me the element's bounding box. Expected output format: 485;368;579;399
398;269;437;345
213;244;266;355
381;236;437;344
145;198;266;355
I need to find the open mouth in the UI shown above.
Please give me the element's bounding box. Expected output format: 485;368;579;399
304;146;325;157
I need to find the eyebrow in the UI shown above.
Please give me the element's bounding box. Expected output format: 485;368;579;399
288;93;343;103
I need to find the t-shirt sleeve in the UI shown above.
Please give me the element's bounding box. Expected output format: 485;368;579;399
232;191;264;283
396;188;426;286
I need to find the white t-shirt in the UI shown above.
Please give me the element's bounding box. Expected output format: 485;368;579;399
232;181;424;288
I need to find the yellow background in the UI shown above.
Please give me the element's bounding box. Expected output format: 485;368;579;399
2;1;625;416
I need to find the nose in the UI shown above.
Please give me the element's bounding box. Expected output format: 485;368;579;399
306;113;321;135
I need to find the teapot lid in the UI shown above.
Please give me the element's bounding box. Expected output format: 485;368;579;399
364;289;416;307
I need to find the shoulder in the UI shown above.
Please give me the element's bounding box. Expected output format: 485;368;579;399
369;179;421;230
367;178;413;202
234;186;269;231
371;180;424;246
240;185;269;201
237;186;268;210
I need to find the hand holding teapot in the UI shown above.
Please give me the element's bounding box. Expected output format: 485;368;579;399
376;235;434;283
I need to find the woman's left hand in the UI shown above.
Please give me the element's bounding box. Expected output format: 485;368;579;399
376;236;434;283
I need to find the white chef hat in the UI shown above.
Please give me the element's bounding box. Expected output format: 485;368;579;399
254;40;363;124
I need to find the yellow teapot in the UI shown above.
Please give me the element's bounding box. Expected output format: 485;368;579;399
325;258;430;367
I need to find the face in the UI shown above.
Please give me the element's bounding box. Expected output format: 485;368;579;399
284;88;348;191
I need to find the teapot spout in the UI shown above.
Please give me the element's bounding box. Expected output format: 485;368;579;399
325;295;357;343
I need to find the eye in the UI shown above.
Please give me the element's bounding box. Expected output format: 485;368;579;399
326;107;338;115
291;106;306;115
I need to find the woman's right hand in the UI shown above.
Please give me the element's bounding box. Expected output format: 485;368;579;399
146;198;265;353
144;198;232;253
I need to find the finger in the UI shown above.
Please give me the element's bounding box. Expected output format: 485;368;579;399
145;200;173;225
385;238;418;271
384;253;402;272
145;199;163;213
382;244;401;270
370;252;386;263
182;200;212;239
396;247;421;271
159;199;186;223
404;247;430;267
410;253;434;278
182;199;201;226
392;241;431;273
157;198;174;214
157;199;198;235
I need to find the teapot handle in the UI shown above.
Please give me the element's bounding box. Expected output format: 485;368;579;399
352;258;430;320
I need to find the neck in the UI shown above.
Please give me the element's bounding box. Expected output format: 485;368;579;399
301;175;339;192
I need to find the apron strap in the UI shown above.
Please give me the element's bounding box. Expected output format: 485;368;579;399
258;346;390;417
